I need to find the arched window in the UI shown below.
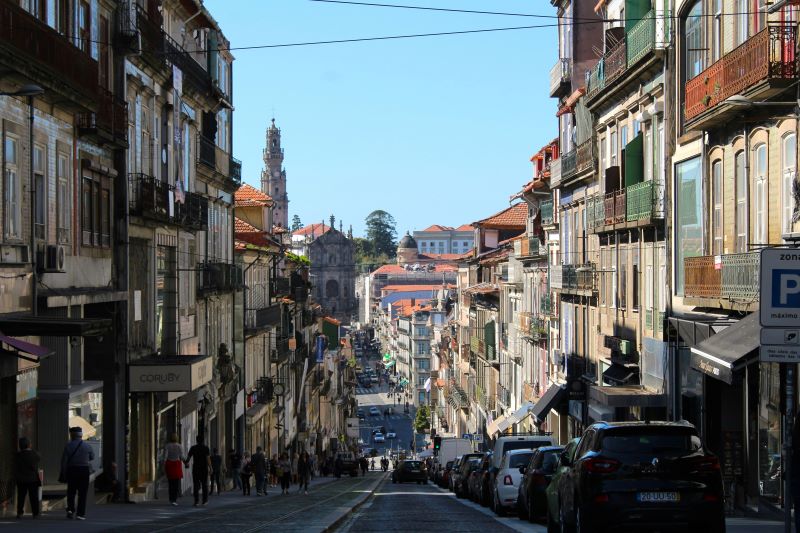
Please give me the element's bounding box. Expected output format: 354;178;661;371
686;1;705;80
783;133;797;236
735;151;748;252
712;160;723;255
326;279;339;298
753;143;767;244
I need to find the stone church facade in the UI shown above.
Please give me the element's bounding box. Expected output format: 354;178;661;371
308;221;356;323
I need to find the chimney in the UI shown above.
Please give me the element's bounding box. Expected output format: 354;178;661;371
411;298;416;307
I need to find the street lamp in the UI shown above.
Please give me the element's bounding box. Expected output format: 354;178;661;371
0;84;44;316
723;94;798;108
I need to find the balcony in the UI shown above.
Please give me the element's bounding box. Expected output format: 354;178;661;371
550;158;562;188
549;58;572;97
561;149;577;181
683;252;760;308
576;139;596;175
626;180;663;223
197;261;244;295
540;294;554;316
129;174;208;231
552;264;596;295
540;199;555;226
685;25;797;127
603;190;626;225
0;0;99;104
528;317;548;342
134;4;167;72
587;39;626;101
627;9;656;66
76;88;128;147
246;303;281;333
198;135;238;189
271;277;291;296
164;32;213;96
470;335;485;357
515;236;547;259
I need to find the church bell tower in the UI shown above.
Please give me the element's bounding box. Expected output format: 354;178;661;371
261;118;288;228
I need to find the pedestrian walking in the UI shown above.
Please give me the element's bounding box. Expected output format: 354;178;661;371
278;453;291;494
251;446;268;496
334;454;343;479
60;426;94;520
14;437;40;519
269;454;278;487
297;452;310;495
291;453;299;484
163;433;185;506
209;448;223;495
229;449;243;491
359;456;368;477
240;452;252;495
184;435;211;507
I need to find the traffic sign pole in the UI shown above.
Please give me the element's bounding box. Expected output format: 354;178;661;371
785;365;793;533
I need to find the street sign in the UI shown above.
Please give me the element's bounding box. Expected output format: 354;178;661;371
760;328;800;345
760;248;800;327
462;433;473;440
472;434;483;443
761;345;800;363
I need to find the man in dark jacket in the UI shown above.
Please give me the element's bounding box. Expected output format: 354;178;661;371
209;448;223;495
184;435;211;506
61;427;94;520
14;437;40;519
251;446;268;496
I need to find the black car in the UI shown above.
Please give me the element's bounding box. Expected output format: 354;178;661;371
557;421;725;533
469;452;494;506
454;456;482;498
517;445;563;521
392;460;428;484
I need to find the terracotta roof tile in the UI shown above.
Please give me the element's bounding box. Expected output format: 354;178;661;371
475;203;527;230
293;223;330;238
420;224;453;232
235;184;273;207
381;284;455;293
455;224;474;232
371;264;458;276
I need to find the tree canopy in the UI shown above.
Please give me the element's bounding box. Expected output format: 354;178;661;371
291;214;303;232
365;210;397;258
414;405;431;433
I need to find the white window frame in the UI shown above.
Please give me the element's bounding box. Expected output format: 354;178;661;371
736;151;748;252
4;135;21;240
57;151;71;244
754;143;767;245
712;160;723;255
783;133;796;237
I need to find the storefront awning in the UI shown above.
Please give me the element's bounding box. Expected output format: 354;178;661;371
0;332;52;362
487;414;512;437
0;316;112;337
530;385;567;424
508;401;535;425
602;364;636;386
690;313;760;385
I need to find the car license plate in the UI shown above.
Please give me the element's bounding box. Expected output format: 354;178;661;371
637;492;680;503
410;468;419;472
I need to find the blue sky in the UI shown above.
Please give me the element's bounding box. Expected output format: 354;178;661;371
205;0;558;237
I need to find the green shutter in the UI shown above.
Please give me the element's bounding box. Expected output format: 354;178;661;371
625;0;652;33
323;320;339;346
624;133;644;187
208;30;219;83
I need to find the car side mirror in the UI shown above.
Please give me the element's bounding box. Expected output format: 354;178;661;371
560;452;572;467
519;466;526;474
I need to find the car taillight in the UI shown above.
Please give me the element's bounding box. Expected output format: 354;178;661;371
703;493;720;502
692;456;721;472
582;457;621;474
503;475;513;485
594;493;609;503
532;473;547;487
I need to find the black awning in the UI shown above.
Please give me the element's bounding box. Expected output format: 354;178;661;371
690;313;760;385
602;364;636;386
531;384;567;425
0;316;112;337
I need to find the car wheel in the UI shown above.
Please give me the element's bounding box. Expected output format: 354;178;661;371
494;493;506;517
517;493;528;520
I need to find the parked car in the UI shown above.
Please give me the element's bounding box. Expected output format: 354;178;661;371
392;460;428;484
470;452;494;506
336;452;360;477
454;456;482;498
516;445;563;521
467;453;491;503
482;448;533;515
438;460;455;488
542;438;580;527
369;407;380;416
374;432;385;443
556;421;725;533
449;457;463;492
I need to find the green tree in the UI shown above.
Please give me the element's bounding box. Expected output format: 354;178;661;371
291;214;303;232
365;210;397;258
414;405;431;433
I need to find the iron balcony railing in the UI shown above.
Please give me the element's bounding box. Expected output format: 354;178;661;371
540;199;554;226
561;149;577;180
685;25;797;121
683;252;760;301
134;4;167;72
576;138;596;174
625;180;664;222
552;264;596;292
550;158;562;188
497;384;511;407
197;261;244;294
164;31;212;95
540;294;553;316
549;58;572;96
529;317;548;341
627;9;656;65
76;88;128;146
587;39;626;100
230;156;243;187
129;174;208;230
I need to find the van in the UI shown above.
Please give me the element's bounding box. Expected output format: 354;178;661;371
491;434;554;470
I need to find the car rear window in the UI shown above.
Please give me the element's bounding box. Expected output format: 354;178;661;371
502;440;550;455
541;450;560;473
508;452;533;468
405;461;421;468
600;429;702;456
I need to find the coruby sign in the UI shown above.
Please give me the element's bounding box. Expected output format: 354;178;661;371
129;355;213;392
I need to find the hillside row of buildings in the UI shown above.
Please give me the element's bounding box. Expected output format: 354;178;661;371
0;0;356;509
367;0;800;517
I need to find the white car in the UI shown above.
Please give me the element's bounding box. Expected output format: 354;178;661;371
386;430;397;439
492;449;535;516
374;433;385;443
369;407;380;416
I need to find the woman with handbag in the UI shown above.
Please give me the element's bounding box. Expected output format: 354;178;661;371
164;433;185;506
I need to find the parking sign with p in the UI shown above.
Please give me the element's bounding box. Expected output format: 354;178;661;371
761;249;800;327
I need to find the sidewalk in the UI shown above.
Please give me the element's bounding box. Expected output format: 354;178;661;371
0;472;385;533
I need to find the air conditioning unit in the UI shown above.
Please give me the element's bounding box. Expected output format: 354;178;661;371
38;245;66;273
